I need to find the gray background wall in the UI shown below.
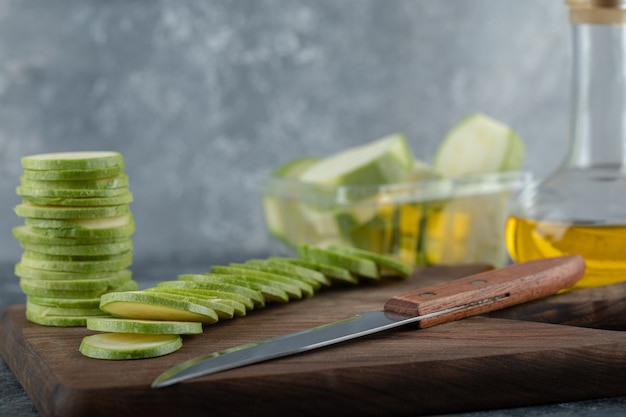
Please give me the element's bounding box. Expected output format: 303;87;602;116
0;0;570;279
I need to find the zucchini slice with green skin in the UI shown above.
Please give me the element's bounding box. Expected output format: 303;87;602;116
145;288;247;317
242;260;323;290
226;264;316;297
18;238;133;256
19;250;132;263
19;271;132;291
15;203;131;219
202;298;245;317
20;251;133;273
159;280;265;308
26;310;111;327
140;291;235;320
99;291;219;324
16;185;129;198
21;284;115;299
13;225;129;246
26;223;135;240
297;244;379;280
79;333;182;360
26;301;105;317
150;286;255;311
327;245;413;277
299;133;414;186
269;257;359;285
20;174;129;190
109;279;139;292
21;151;124;171
179;273;289;303
24;214;135;238
22;166;124;181
433;113;524;177
248;258;331;287
207;267;302;300
20;192;133;207
27;295;101;309
15;262;132;281
85;317;203;335
21;279;138;299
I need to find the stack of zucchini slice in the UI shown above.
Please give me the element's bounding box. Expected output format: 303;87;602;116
13;151;137;326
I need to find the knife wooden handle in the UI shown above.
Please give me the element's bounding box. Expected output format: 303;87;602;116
383;255;585;328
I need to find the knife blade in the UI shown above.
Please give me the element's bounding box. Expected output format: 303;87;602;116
152;255;585;388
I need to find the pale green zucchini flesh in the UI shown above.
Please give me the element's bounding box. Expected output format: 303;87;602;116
79;333;183;360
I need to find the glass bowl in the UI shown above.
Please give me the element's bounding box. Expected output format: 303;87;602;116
262;170;532;268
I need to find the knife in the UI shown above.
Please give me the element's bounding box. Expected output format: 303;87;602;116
152;255;585;388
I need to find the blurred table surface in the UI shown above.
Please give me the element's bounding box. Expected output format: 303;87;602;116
2;261;626;417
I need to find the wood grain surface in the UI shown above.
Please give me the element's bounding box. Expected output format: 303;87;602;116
2;264;626;417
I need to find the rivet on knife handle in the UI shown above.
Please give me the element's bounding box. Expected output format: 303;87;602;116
151;255;585;388
384;255;586;328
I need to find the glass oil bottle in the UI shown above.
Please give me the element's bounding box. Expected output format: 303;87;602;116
506;0;626;289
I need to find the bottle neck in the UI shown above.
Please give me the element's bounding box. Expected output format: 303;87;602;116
567;22;626;172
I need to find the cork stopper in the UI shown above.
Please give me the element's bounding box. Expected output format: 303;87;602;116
566;0;626;24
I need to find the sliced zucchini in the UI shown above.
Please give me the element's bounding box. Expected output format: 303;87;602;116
108;279;139;292
22;166;124;181
79;333;182;360
20;174;129;190
21;151;124;171
270;257;359;285
20;250;132;273
26;295;102;309
24;215;135;240
297;244;379;280
433;113;524;176
179;273;289;303
26;300;105;317
227;264;316;297
327;245;413;277
243;259;325;290
18;238;133;256
299;133;414;186
19;249;132;263
26;309;111;327
145;288;247;317
258;258;332;287
19;271;132;291
140;291;235;320
13;225;129;246
147;286;254;311
14;203;131;219
99;291;219;324
15;262;132;281
158;280;265;308
209;266;303;300
16;185;130;199
20;279;138;299
20;192;133;207
85;317;203;335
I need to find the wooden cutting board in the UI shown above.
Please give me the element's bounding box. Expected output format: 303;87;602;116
3;264;626;417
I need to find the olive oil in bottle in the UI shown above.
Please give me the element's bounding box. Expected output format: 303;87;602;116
506;1;626;289
506;217;626;289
